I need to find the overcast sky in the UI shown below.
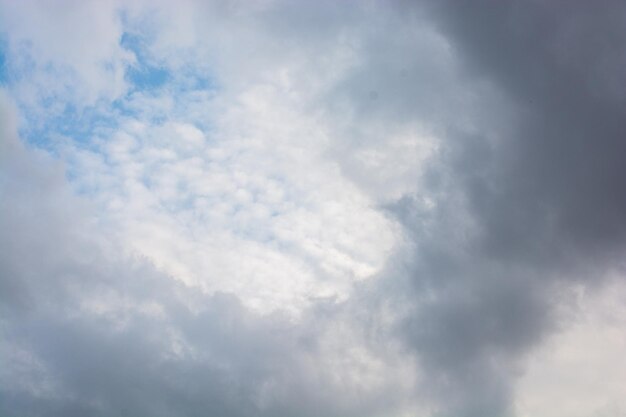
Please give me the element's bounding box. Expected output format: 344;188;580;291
2;1;626;417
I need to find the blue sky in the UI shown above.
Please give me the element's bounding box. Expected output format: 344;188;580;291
0;42;7;84
121;31;170;91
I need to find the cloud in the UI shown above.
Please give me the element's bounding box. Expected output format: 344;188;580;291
57;73;399;315
0;1;130;107
0;90;418;417
358;1;626;415
517;278;626;417
2;1;626;417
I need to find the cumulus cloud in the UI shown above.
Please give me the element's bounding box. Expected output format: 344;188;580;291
0;91;418;417
2;1;626;417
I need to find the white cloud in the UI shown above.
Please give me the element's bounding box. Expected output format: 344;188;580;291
0;0;130;107
516;278;626;417
61;79;401;314
0;89;420;417
0;1;423;315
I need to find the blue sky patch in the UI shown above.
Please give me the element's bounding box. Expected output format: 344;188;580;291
121;31;170;91
126;62;170;90
0;37;8;84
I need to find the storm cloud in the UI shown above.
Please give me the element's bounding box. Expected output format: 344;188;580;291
377;2;626;415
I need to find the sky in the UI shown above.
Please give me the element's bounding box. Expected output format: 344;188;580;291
1;1;626;417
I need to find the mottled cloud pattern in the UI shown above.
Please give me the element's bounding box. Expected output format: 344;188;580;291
1;1;626;417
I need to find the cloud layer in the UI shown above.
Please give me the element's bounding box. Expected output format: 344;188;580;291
2;1;626;416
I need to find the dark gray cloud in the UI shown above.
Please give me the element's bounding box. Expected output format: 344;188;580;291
426;0;626;263
336;1;626;416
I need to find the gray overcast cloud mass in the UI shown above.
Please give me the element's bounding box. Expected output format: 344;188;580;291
2;1;626;417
